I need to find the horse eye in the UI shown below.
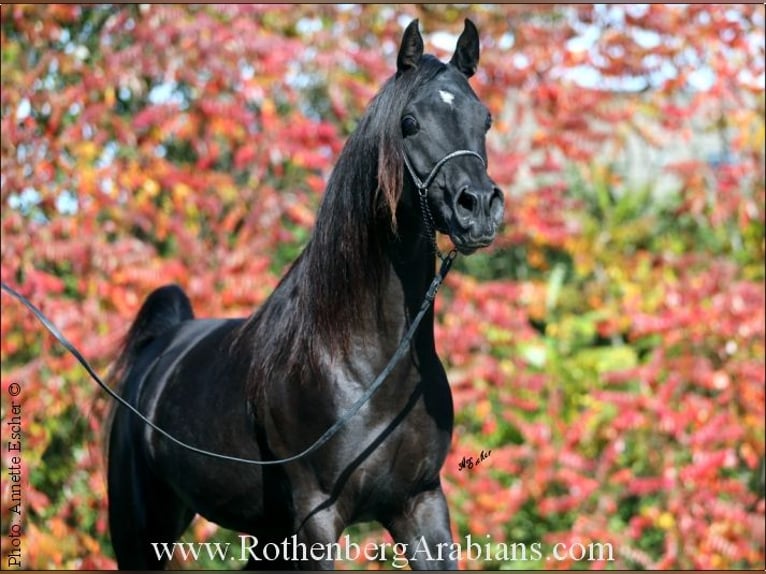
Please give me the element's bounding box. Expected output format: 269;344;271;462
401;115;419;137
485;113;493;131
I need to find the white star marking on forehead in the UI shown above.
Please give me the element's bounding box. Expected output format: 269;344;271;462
438;89;455;106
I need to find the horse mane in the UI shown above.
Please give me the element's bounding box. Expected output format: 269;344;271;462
235;55;447;388
303;56;447;339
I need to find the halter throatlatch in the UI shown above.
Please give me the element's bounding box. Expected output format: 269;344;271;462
402;149;485;261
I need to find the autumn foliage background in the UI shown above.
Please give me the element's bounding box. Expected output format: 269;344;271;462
1;4;764;570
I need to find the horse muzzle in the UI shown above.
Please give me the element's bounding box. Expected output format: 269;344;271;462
450;184;504;253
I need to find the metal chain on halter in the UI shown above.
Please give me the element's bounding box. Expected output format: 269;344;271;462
418;188;443;260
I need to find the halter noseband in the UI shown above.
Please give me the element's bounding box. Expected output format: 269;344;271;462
402;148;485;260
403;148;485;192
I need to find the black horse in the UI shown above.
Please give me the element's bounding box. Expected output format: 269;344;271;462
106;19;503;570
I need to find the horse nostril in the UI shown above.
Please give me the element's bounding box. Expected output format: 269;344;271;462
490;186;505;223
456;187;478;214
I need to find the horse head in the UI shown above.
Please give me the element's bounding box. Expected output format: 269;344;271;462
396;19;504;254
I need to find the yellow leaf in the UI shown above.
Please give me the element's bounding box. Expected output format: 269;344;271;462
173;182;193;201
105;86;115;108
76;141;98;162
657;512;675;530
142;178;160;198
476;400;491;419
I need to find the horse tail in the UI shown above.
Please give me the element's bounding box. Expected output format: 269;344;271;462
103;284;194;461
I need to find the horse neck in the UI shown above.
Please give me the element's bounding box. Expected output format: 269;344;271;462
381;199;440;350
389;229;435;312
295;210;435;367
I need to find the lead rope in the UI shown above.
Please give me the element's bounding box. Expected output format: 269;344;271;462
1;147;480;465
1;250;455;465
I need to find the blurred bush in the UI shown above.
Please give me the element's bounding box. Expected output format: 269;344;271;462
1;4;763;569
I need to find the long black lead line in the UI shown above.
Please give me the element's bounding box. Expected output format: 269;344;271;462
0;252;455;466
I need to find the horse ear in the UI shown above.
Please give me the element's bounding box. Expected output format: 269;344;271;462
397;19;424;75
450;18;480;78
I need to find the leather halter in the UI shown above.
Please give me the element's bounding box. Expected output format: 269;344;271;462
402;148;485;259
